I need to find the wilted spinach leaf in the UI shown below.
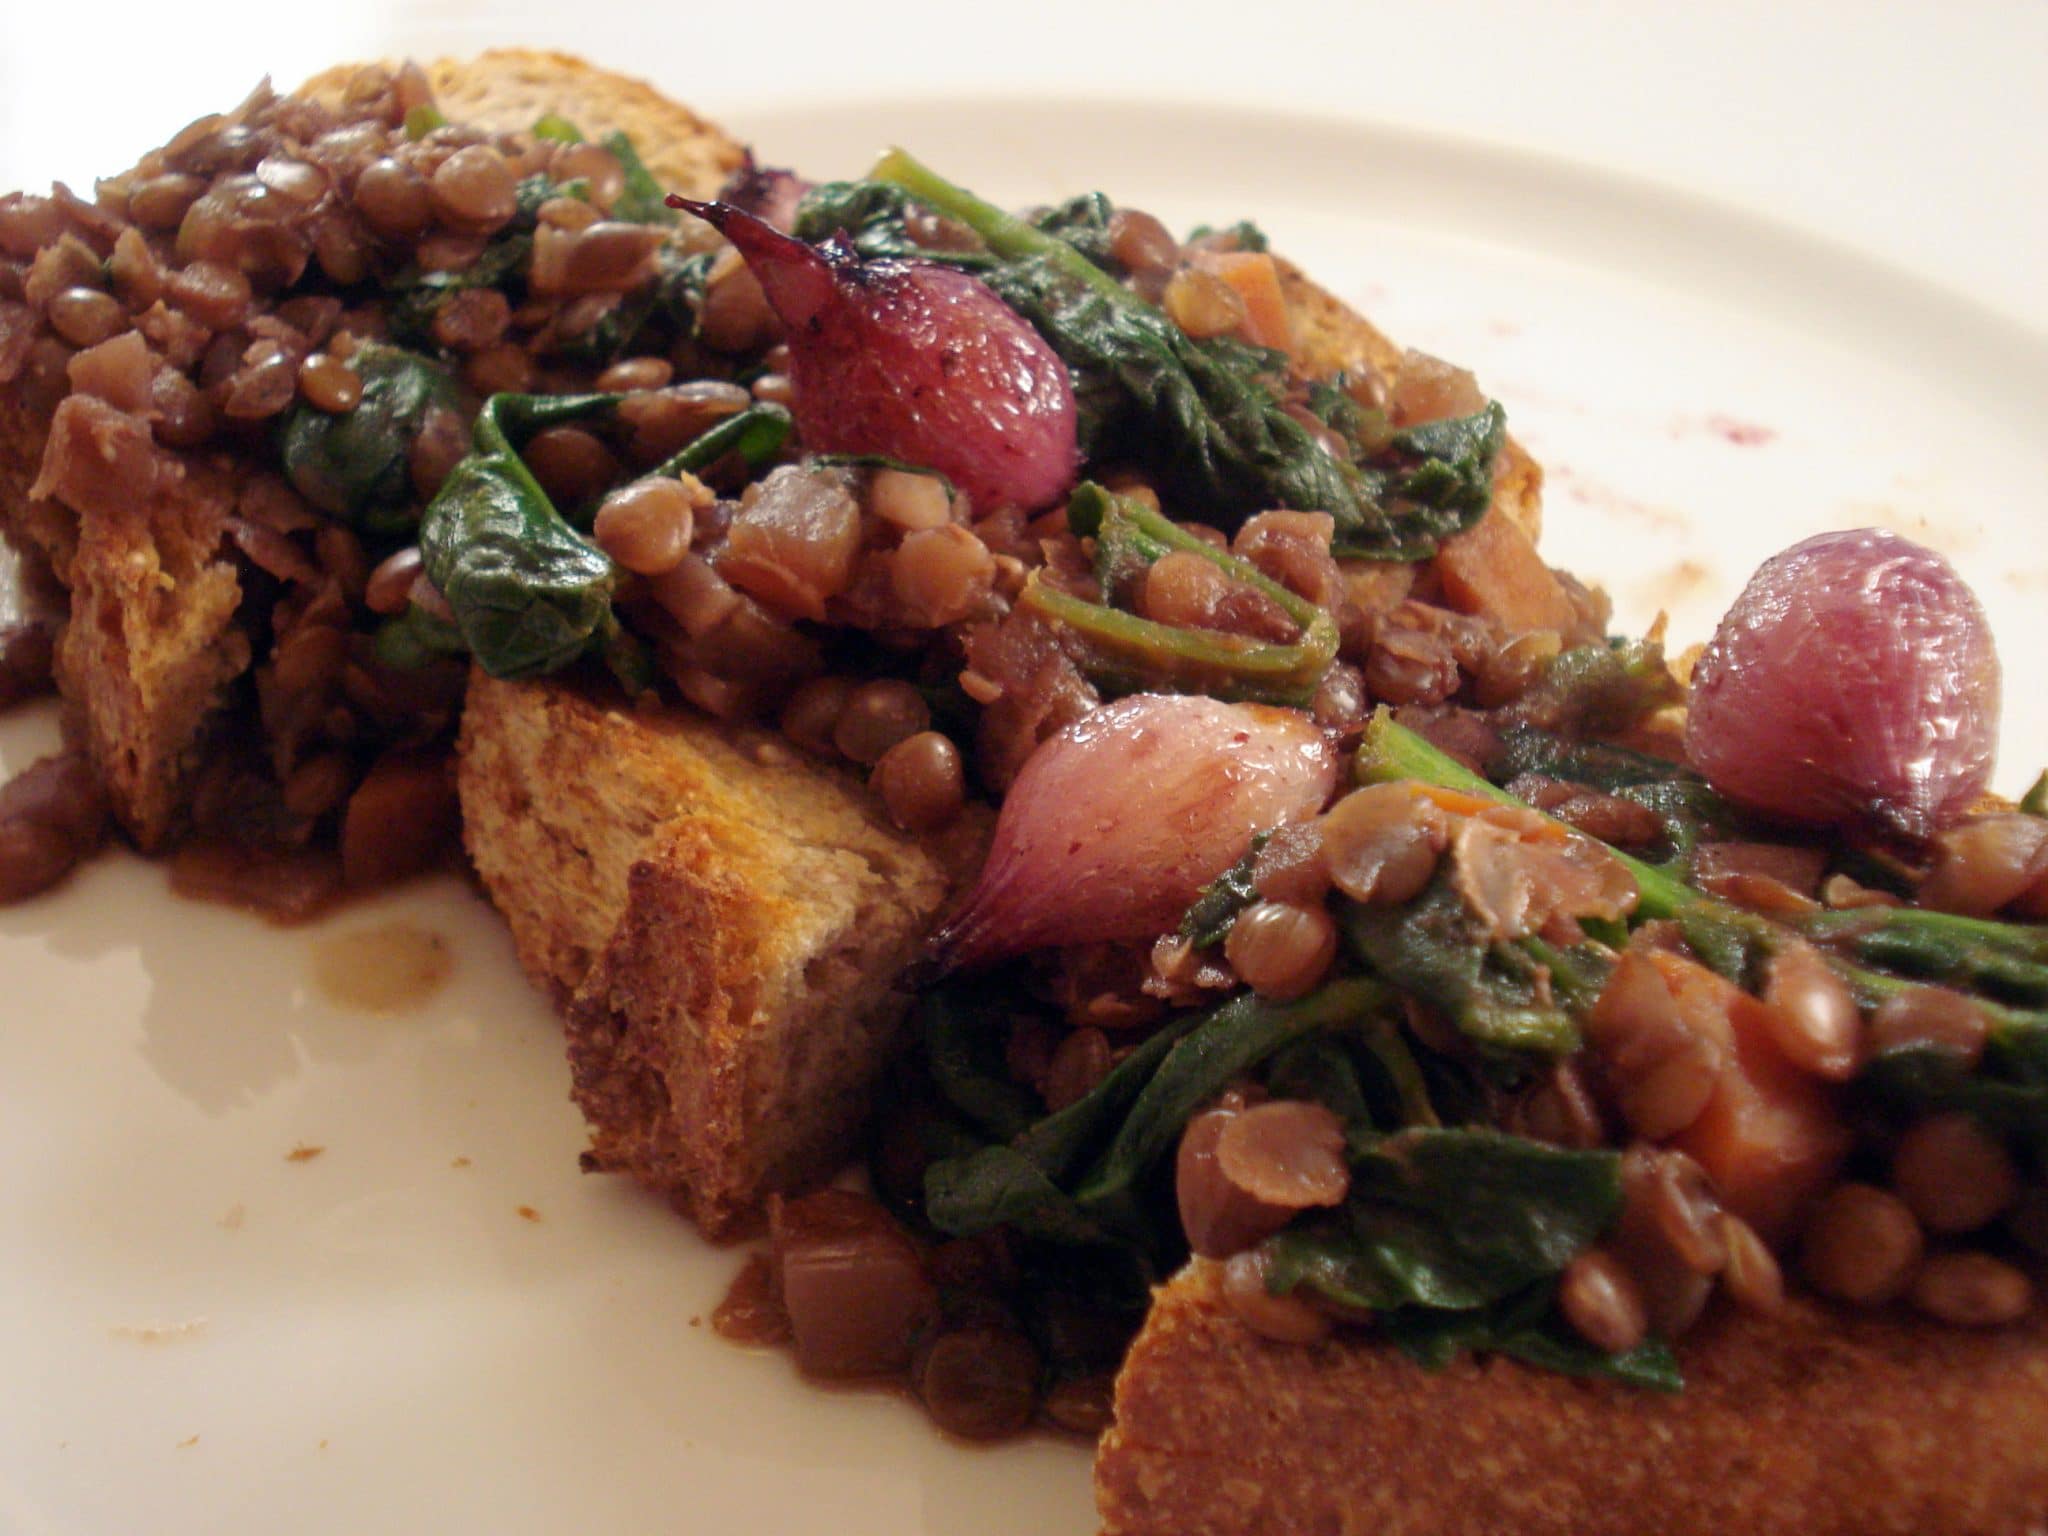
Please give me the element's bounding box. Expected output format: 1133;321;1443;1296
1343;877;1581;1057
1179;833;1270;947
371;602;469;671
923;978;1388;1249
416;392;622;679
807;151;1509;556
922;986;1043;1143
1856;1021;2048;1167
1381;1283;1682;1391
278;343;456;531
1262;1127;1620;1312
412;395;791;680
603;129;679;225
1030;192;1116;269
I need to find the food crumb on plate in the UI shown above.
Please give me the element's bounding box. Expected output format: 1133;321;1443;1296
451;1156;472;1169
176;1435;198;1450
1702;413;1777;446
516;1205;541;1222
111;1319;207;1344
285;1143;325;1163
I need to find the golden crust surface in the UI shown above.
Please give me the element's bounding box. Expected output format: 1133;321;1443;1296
1;53;745;848
457;671;985;1234
298;49;747;199
1098;1259;2048;1536
4;392;246;847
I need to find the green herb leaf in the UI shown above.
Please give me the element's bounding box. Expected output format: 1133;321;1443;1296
1031;192;1117;269
603;129;678;225
1186;219;1270;254
531;112;584;143
403;103;446;140
1800;906;2048;1007
924;1144;1106;1246
278;343;456;530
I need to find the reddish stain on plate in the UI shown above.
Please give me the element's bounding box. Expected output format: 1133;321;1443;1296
1548;464;1691;534
1704;414;1777;446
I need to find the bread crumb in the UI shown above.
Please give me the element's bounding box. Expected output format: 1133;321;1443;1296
285;1143;325;1163
689;1315;702;1328
516;1205;541;1222
219;1203;245;1229
111;1319;207;1344
319;1439;329;1450
176;1435;198;1449
451;1156;472;1169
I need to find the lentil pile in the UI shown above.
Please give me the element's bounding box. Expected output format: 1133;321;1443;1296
4;65;2045;1449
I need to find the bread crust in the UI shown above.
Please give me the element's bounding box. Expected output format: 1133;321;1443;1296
0;53;746;847
2;391;246;848
298;50;746;199
457;670;986;1235
1098;1258;2048;1536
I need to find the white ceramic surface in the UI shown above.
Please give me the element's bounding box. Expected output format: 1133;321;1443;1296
4;93;2047;1536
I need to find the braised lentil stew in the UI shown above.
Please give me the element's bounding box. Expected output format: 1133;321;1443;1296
4;63;2045;1446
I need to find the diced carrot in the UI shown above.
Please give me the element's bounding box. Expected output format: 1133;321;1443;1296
1433;508;1581;636
1661;954;1853;1246
1414;784;1499;820
1191;250;1293;354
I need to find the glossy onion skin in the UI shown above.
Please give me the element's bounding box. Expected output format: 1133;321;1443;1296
931;694;1337;971
1685;529;1999;838
679;200;1078;512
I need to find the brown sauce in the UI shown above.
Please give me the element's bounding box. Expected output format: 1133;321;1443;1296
309;920;453;1013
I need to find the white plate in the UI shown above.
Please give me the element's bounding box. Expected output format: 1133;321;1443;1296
4;99;2046;1536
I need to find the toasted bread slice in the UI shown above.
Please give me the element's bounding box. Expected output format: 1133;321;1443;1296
0;54;746;847
450;222;1548;1236
1097;1259;2048;1536
1;390;247;848
298;50;746;199
457;671;987;1235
